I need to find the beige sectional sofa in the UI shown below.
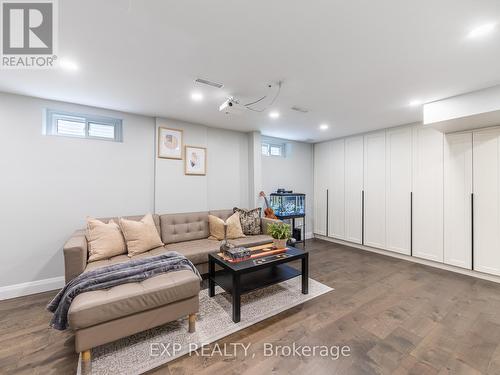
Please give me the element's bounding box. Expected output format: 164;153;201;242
63;209;278;359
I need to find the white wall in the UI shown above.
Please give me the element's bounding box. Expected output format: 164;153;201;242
248;131;263;208
261;137;314;238
207;127;249;210
0;93;155;291
0;93;314;298
154;118;249;213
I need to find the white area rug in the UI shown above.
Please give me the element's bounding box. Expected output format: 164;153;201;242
77;277;332;375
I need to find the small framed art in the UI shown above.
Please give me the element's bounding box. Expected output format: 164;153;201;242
185;146;207;175
158;127;183;159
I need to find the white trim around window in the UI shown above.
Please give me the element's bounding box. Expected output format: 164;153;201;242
261;141;284;157
44;109;123;142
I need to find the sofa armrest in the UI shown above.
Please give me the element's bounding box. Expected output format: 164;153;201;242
261;217;282;235
63;230;88;283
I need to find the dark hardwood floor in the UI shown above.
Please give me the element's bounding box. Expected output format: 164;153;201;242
2;239;500;374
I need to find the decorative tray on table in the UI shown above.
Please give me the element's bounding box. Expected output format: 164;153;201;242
217;243;288;263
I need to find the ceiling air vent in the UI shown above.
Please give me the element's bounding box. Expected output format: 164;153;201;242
291;106;309;113
195;78;224;89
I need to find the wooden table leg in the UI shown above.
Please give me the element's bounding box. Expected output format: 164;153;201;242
81;350;91;362
188;313;196;333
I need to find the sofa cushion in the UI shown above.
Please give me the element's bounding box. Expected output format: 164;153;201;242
86;218;126;262
208;213;245;240
209;209;234;221
233;207;262;235
84;247;168;273
68;269;200;329
84;235;273;273
97;214;161;236
165;238;220;265
84;254;130;273
119;214;164;256
165;235;273;265
85;241;215;270
160;212;209;244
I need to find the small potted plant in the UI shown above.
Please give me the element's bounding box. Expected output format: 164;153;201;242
268;222;291;249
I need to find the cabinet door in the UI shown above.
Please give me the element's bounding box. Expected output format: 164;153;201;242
473;128;500;276
412;125;444;262
344;135;364;244
385;126;412;255
363;131;386;249
313;142;330;235
444;132;472;269
328;139;345;239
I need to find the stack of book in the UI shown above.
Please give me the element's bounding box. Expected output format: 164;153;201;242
223;247;251;262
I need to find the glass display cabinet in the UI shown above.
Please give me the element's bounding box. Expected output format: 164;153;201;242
269;192;306;246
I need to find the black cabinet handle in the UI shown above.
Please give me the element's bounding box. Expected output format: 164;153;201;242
410;192;413;256
362;190;365;245
471;193;474;270
326;189;329;237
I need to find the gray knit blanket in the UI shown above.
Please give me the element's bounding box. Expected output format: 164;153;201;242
47;251;200;330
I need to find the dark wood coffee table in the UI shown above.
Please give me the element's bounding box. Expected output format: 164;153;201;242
208;245;308;323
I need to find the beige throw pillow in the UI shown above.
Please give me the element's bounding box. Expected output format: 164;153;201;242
209;212;246;240
86;218;127;263
119;214;164;257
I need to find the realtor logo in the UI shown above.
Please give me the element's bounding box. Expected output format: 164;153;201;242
1;0;58;68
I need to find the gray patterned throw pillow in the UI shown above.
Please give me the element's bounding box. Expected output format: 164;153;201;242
233;207;262;235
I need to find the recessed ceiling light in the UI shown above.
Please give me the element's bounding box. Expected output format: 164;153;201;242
409;99;422;107
319;124;329;130
269;111;280;119
190;92;204;101
467;23;497;39
59;58;79;71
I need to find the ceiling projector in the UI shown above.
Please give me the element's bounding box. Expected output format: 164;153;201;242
219;98;234;112
217;81;282;115
219;97;243;114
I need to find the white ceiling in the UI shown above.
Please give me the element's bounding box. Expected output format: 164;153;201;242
1;0;500;142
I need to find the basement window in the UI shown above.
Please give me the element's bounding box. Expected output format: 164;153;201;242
262;143;270;156
262;142;284;157
44;110;123;142
270;145;282;156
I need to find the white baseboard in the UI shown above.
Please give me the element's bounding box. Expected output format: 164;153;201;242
0;276;65;301
315;234;500;284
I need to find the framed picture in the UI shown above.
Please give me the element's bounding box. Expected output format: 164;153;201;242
158;127;183;159
185;146;207;175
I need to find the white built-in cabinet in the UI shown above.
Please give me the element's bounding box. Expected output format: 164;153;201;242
344;136;364;244
473;127;500;276
313;141;330;236
444;132;472;269
313;122;500;278
385;126;412;255
363;131;386;249
328;139;345;239
411;126;444;262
